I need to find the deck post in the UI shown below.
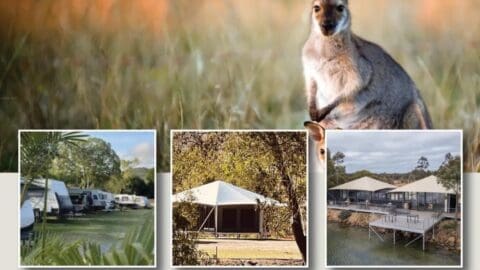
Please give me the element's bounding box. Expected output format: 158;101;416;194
422;233;425;251
432;223;435;240
393;229;396;245
368;225;371;240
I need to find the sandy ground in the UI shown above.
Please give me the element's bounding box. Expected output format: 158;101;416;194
196;238;303;261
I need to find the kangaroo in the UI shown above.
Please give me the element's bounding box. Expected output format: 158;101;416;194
303;0;433;130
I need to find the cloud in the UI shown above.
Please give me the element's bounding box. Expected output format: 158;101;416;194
327;131;461;173
126;142;155;168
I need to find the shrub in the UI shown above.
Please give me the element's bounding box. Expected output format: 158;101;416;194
338;210;352;221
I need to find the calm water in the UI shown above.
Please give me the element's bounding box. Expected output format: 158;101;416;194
327;222;461;266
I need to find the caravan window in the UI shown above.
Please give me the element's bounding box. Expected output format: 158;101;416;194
93;195;98;200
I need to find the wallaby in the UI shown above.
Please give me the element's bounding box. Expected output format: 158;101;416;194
304;121;326;167
303;0;433;130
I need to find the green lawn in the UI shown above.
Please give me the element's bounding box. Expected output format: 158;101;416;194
35;209;154;252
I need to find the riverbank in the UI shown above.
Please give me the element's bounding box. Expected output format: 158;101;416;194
327;209;460;252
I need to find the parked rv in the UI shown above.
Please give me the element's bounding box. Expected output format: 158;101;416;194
134;196;151;208
84;189;107;210
100;191;116;210
115;194;137;208
20;199;35;240
22;178;74;217
68;187;89;213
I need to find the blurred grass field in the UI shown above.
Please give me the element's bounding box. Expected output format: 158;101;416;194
0;0;479;172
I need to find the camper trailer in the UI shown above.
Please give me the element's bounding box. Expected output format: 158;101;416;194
134;196;151;208
100;191;116;210
20;199;35;240
84;189;107;210
115;194;137;208
68;187;89;213
22;178;74;217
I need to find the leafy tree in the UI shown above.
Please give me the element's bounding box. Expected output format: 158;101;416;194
437;153;461;246
327;151;346;188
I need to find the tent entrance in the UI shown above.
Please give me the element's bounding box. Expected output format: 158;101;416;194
218;205;259;233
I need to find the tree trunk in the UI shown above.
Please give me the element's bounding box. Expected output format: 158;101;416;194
455;191;459;248
261;134;307;263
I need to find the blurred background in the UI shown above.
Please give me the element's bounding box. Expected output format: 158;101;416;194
0;0;479;172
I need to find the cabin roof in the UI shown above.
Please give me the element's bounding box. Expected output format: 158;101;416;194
388;175;455;194
329;176;396;192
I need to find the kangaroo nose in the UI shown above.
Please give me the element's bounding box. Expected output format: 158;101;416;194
321;21;336;30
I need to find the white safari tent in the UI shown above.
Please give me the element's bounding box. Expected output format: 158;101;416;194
388;175;457;212
173;180;281;234
328;176;396;203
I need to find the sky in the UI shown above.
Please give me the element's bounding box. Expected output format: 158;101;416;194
83;131;155;168
327;131;461;174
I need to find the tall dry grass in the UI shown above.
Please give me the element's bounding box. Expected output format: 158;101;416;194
0;0;479;171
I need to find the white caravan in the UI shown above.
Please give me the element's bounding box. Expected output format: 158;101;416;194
99;191;116;210
134;196;151;208
22;178;74;217
115;194;137;208
20;199;35;239
84;189;107;210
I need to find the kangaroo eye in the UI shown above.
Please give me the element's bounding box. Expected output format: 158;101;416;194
313;5;321;13
320;149;325;155
336;5;345;12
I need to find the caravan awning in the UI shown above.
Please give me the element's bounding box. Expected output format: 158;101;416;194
329;176;396;192
172;180;282;206
388;175;455;194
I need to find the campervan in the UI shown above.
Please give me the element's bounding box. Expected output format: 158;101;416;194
84;189;107;210
134;196;151;208
100;191;116;210
22;178;74;217
68;187;88;213
115;194;137;208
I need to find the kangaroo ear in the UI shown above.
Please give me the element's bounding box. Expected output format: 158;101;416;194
304;121;325;142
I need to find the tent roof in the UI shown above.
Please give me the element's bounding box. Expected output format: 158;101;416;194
172;180;282;206
388;175;455;194
329;176;396;192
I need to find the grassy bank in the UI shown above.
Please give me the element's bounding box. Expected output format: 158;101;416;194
0;0;479;171
37;209;154;251
21;208;155;266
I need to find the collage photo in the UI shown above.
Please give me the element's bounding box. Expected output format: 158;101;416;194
0;0;478;269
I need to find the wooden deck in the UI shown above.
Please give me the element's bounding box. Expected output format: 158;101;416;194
368;213;445;250
369;215;443;234
327;203;452;250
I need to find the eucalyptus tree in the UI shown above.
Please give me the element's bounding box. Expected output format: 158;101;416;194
437;153;461;246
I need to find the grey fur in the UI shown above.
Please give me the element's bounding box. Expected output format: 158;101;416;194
303;1;432;129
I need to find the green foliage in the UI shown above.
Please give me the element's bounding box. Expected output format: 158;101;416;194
440;220;457;230
338;210;352;221
50;137;121;188
173;132;306;205
21;214;154;266
437;153;461;192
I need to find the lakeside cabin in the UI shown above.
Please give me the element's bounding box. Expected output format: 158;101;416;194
388;175;457;213
328;176;396;205
172;180;283;236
